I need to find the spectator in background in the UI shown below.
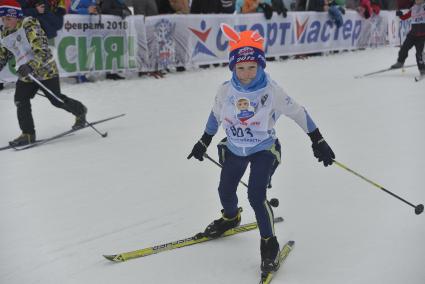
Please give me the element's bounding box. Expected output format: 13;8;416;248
344;0;358;9
156;0;189;13
100;0;131;17
99;0;132;79
69;0;98;15
294;0;307;10
397;0;414;9
357;0;380;19
156;0;174;13
168;0;189;13
190;0;235;13
235;0;274;19
17;0;67;39
306;0;324;10
129;0;158;16
69;0;98;83
325;0;345;28
271;0;287;17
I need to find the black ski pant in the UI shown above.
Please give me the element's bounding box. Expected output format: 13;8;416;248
397;33;425;71
15;77;85;135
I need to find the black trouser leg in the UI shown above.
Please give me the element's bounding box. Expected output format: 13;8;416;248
39;77;86;116
414;37;425;71
15;80;38;134
398;34;415;64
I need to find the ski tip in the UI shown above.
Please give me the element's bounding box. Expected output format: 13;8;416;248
287;240;295;247
103;254;123;262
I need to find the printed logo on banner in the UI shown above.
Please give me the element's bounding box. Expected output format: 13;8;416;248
189;20;216;58
295;17;309;42
154;19;176;67
289;15;361;46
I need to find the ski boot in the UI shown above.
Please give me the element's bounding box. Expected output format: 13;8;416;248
9;133;36;147
260;236;281;273
203;207;242;239
72;105;88;130
390;61;404;69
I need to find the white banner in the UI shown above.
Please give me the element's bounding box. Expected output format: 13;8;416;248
0;11;408;82
56;14;143;75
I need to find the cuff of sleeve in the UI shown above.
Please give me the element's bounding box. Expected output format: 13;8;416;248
307;128;323;144
201;132;214;147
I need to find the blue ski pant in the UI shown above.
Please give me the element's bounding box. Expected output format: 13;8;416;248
217;142;280;239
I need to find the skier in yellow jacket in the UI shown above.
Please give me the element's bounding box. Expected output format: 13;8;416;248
0;0;87;146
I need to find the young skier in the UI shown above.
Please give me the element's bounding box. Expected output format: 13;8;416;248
0;0;87;146
187;23;336;273
391;0;425;75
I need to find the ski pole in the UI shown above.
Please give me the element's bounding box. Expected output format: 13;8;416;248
30;75;107;138
203;153;279;208
333;160;424;215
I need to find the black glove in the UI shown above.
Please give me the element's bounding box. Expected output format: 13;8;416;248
308;128;335;167
187;132;213;161
17;64;33;77
396;10;403;17
259;3;273;20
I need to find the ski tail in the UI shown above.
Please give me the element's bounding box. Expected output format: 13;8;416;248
103;217;284;262
354;68;392;78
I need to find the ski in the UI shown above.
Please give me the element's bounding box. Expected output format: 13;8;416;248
13;113;125;151
354;64;416;79
1;134;76;152
259;240;295;284
103;217;284;262
1;139;47;151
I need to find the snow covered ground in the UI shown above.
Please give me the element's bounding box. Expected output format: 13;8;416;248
1;47;424;284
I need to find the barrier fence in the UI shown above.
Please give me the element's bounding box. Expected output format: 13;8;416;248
0;10;412;82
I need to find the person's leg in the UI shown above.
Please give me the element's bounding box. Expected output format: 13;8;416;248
39;77;68;108
39;77;87;129
397;34;415;64
414;37;425;73
14;80;38;135
10;80;39;145
248;150;281;272
218;149;249;217
203;148;248;238
247;151;276;238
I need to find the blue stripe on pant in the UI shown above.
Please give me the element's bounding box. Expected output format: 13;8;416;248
218;148;276;238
